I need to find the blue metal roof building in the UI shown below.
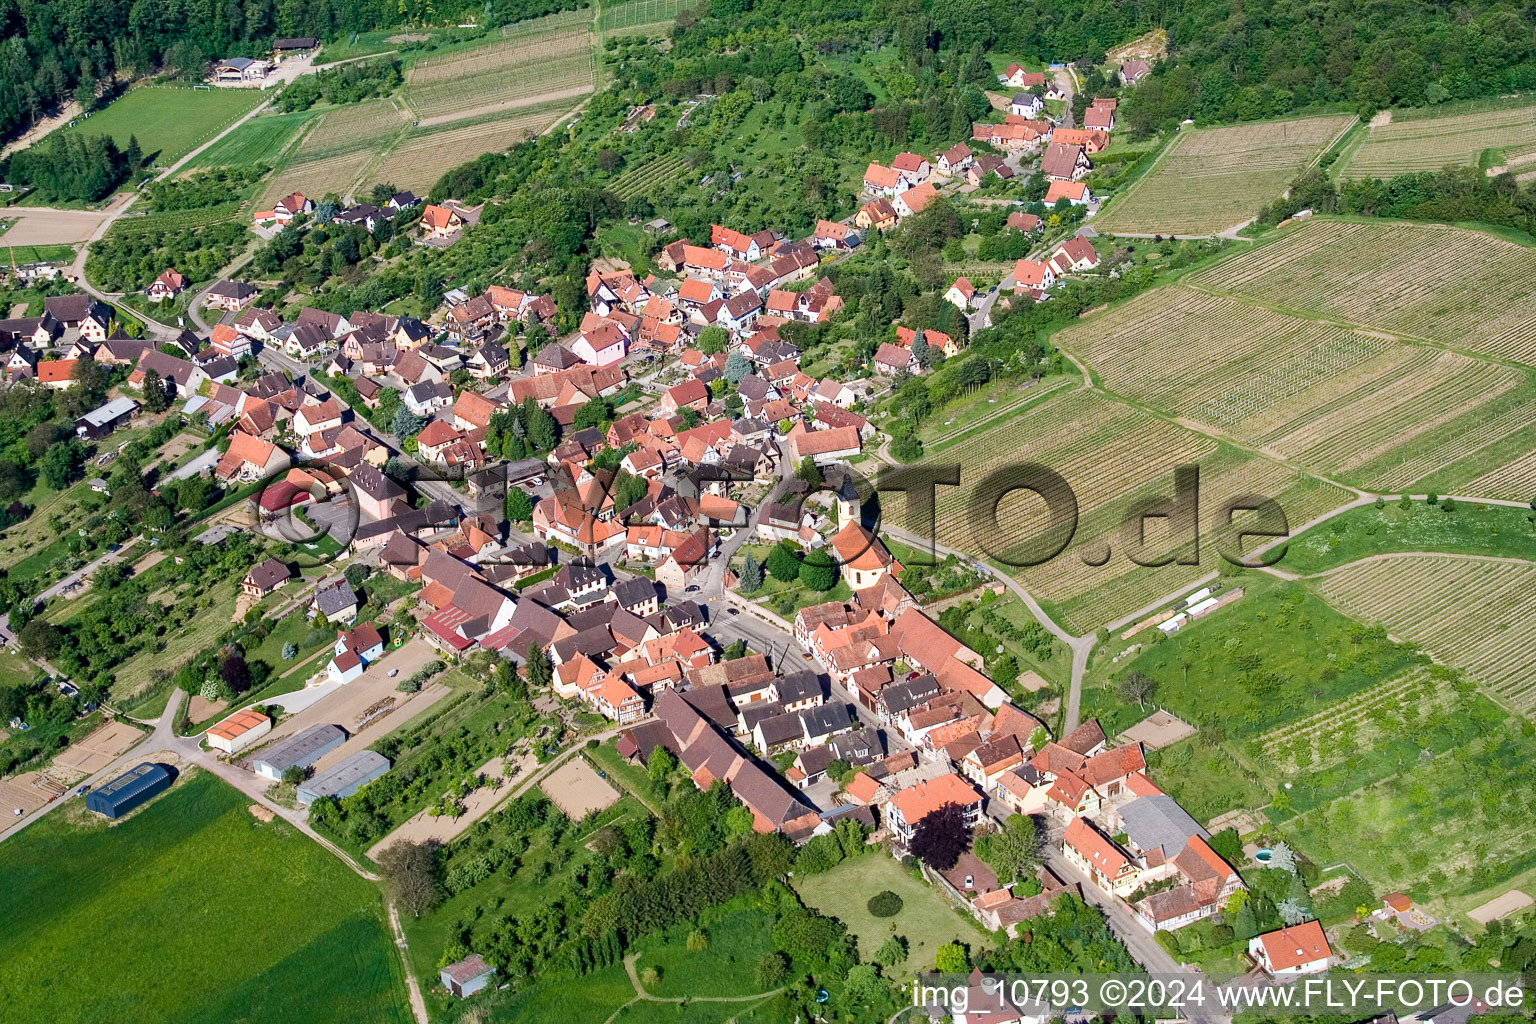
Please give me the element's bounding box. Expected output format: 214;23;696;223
86;762;175;818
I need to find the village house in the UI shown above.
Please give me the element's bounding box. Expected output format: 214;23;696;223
1010;92;1043;118
1044;180;1092;207
146;269;185;302
1041;142;1092;181
205;280;258;312
241;556;292;597
1050;236;1101;274
1249;921;1333;977
420;204;465;240
1120;59;1152;86
936;143;973;176
886;772;982;844
862;163;909;198
1001;64;1046;90
1062;816;1143;898
945;278;976;309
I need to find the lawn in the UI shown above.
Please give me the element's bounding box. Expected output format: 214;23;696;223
188;109;319;169
1279;498;1536;575
1096;578;1425;741
794;853;982;978
587;737;663;812
66;86;267;167
0;238;75;263
0;771;408;1024
631;901;781;999
479;962;637;1023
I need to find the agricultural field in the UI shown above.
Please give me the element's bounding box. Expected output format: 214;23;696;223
63;86;266;167
261;147;378;207
1257;666;1457;775
0;772;408;1024
304;99;410;158
1312;553;1536;713
370;101;573;191
921;387;1351;632
1054;283;1536;493
1338;99;1536;180
1193;218;1536;364
609;153;690;200
404;12;594;121
187;109;319;169
1093;114;1355;236
598;0;700;32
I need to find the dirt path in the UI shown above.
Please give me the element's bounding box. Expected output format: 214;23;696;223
388;903;431;1024
0;100;83;159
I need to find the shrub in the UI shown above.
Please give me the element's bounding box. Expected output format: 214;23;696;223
867;890;904;918
686;929;709;952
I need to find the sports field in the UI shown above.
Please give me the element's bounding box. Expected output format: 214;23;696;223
1094;114;1355;235
922;387;1350;632
1338;99;1536;179
404;11;594;120
1053;282;1536;493
63;86;266;166
1312;553;1536;713
0;772;408;1024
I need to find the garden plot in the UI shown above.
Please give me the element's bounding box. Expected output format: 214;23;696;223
1339;100;1536;179
1313;554;1536;712
1093;115;1355;236
1256;666;1459;774
1193;218;1536;365
610;153;690;200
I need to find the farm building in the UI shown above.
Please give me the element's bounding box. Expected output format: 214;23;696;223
75;396;140;439
206;708;272;754
297;750;390;804
86;762;175;818
440;954;496;998
252;723;348;780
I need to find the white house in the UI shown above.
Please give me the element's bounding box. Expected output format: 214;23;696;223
328;624;385;683
1010;92;1043;118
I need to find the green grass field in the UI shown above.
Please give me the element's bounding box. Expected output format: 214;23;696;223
66;87;267;167
1280;498;1536;575
0;238;75;263
794;853;980;977
1096;579;1425;741
0;772;408;1024
189;109;319;169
